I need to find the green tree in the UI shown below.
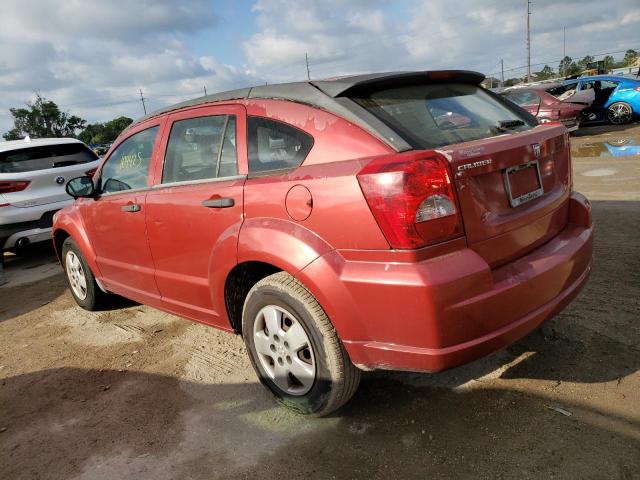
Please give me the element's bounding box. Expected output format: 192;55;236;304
534;65;555;80
623;49;638;66
77;116;133;145
3;93;86;141
602;55;615;71
558;56;580;77
577;55;595;69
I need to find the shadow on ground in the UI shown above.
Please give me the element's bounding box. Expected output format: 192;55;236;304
0;364;638;480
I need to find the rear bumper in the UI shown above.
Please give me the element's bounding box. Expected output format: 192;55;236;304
0;210;59;250
300;192;593;373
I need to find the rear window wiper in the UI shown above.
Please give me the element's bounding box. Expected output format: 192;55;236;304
491;119;525;133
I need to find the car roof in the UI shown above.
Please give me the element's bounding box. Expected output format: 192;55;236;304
126;70;485;152
573;74;637;82
0;137;84;153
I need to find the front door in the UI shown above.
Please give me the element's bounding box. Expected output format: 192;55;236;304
81;123;163;303
145;105;246;324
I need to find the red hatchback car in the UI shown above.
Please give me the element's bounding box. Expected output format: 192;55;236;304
54;71;593;415
501;87;587;132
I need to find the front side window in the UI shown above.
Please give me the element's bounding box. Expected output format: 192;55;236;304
248;117;313;173
162;115;237;184
0;143;97;173
353;82;535;149
100;126;159;193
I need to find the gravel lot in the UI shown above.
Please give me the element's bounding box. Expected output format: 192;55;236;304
1;123;639;480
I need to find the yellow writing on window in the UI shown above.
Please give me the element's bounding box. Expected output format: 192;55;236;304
119;152;143;170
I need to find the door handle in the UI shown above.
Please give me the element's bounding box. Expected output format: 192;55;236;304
202;197;235;208
121;203;141;212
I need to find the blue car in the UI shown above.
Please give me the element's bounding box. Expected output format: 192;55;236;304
561;75;640;124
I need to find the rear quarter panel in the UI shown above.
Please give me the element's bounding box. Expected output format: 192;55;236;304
239;99;393;258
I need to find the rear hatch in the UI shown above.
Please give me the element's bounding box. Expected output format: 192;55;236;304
348;75;571;266
443;124;570;267
0;141;99;207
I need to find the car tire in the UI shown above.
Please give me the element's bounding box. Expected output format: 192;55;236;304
607;102;633;125
61;237;108;311
242;271;361;416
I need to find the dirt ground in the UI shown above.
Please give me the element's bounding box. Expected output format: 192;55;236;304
1;123;639;480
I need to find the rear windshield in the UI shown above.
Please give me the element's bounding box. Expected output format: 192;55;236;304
353;83;535;149
0;143;98;173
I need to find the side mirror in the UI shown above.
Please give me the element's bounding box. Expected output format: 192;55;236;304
66;176;95;199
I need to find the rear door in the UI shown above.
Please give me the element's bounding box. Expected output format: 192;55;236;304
145;105;246;325
80;122;164;303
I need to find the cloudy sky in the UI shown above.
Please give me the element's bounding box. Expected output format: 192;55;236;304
1;0;639;135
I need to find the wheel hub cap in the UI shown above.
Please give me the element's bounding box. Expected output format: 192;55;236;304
252;305;316;396
65;251;87;300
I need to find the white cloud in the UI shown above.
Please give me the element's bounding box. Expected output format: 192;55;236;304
1;0;639;136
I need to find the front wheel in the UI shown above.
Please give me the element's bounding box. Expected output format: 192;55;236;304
607;102;633;125
242;272;361;416
62;238;109;310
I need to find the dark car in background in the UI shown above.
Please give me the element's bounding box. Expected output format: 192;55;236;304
501;87;588;132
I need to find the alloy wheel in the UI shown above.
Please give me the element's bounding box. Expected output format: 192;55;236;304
608;103;632;125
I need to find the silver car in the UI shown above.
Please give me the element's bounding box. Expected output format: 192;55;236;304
0;137;99;251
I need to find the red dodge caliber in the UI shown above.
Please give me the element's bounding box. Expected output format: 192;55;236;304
54;71;593;415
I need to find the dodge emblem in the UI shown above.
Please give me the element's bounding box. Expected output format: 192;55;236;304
532;143;541;158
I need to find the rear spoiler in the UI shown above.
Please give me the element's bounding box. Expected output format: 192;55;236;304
311;70;486;98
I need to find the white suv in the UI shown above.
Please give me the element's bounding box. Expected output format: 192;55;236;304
0;137;99;251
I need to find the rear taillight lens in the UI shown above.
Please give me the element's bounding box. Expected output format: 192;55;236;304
357;151;463;249
85;168;97;178
0;180;30;194
635;87;640;93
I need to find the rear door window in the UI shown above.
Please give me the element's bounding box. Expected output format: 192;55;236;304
162;115;237;184
247;117;313;173
0;143;98;173
504;90;541;106
352;82;535;149
100;126;159;193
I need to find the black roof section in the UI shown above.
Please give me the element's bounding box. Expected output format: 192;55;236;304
127;70;485;152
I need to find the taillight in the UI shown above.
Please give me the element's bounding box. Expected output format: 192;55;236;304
635;87;640;92
357;151;463;249
85;168;97;178
0;180;30;194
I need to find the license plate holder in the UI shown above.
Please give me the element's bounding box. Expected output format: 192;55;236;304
503;160;544;208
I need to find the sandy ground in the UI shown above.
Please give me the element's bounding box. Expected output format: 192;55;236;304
0;123;639;480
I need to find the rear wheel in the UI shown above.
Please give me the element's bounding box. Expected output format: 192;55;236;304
62;238;108;310
607;102;633;125
242;272;361;416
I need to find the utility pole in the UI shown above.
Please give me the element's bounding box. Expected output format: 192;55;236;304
562;26;566;77
204;85;207;96
305;52;311;80
526;0;532;83
501;59;504;87
138;88;147;115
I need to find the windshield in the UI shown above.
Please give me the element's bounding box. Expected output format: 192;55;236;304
353;82;535;149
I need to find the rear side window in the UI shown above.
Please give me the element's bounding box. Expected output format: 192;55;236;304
0;143;98;173
353;83;535;149
100;126;159;193
248;117;313;173
162;115;237;184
